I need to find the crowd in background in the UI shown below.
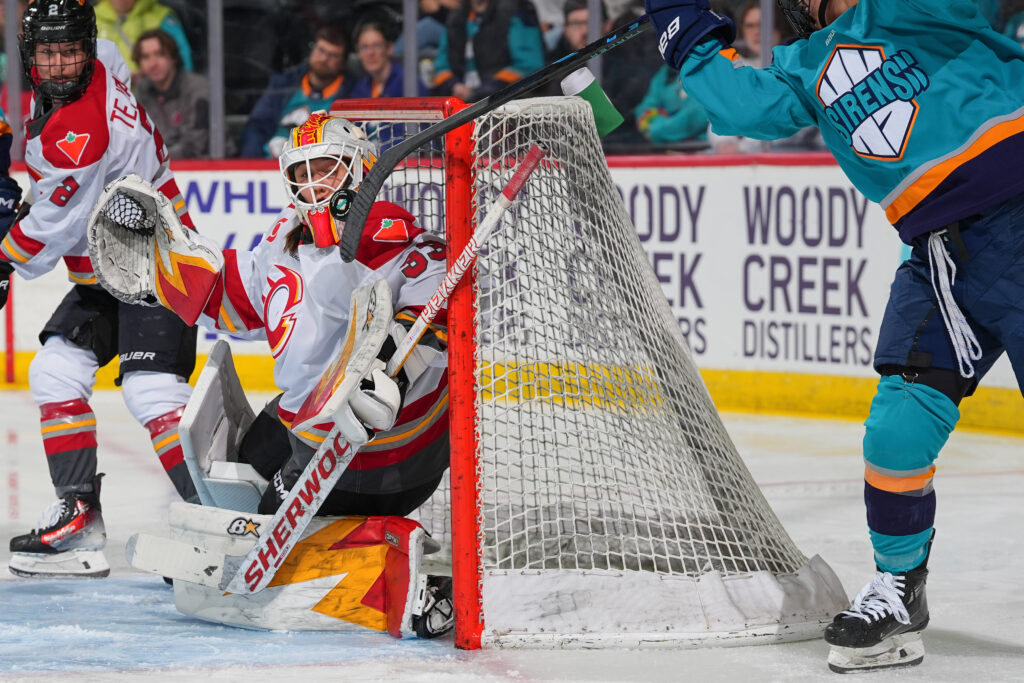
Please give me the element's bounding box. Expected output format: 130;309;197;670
3;0;1024;159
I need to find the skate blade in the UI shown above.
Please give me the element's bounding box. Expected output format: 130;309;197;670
827;631;924;673
8;549;111;579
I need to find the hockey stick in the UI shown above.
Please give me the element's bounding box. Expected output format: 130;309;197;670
336;14;651;263
129;144;548;592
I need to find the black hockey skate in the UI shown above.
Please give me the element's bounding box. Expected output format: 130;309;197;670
9;476;110;578
825;559;929;673
412;574;455;639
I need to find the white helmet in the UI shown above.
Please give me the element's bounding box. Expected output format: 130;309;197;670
279;111;379;247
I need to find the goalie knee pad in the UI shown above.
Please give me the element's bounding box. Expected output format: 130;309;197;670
863;375;959;572
29;336;99;405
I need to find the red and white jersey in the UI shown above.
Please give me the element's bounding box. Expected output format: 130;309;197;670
1;40;192;283
198;201;449;490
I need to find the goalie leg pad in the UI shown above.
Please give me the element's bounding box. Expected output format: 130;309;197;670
178;341;264;511
164;502;428;636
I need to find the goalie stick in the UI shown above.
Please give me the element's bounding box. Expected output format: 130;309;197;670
128;144;549;593
336;14;651;263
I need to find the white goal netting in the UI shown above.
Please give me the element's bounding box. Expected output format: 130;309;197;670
333;97;847;648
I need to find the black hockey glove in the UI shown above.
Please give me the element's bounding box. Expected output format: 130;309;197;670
644;0;736;71
0;261;13;311
0;175;21;242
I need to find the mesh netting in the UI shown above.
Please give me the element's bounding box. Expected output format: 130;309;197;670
469;99;806;577
102;190;158;235
332;98;844;645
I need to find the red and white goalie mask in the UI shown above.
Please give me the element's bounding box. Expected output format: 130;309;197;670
279;111;378;248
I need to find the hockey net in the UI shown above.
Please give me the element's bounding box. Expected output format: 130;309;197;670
331;97;846;649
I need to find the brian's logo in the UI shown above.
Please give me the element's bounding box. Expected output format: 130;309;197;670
56;132;90;165
227;517;260;537
818;47;929;160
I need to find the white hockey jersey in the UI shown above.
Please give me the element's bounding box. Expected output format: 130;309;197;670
1;40;192;282
198;201;449;493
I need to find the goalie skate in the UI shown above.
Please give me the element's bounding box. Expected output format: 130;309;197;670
412;574;454;639
8;480;110;579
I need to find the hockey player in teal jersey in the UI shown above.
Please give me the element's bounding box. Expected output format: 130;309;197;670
644;0;1024;673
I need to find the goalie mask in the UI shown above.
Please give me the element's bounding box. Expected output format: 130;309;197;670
20;0;98;102
279;112;378;248
777;0;830;39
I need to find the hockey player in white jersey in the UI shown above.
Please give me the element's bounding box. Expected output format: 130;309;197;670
4;0;199;579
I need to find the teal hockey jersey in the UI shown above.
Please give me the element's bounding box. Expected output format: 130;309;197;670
678;0;1024;243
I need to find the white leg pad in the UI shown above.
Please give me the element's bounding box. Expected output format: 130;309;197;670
178;341;265;511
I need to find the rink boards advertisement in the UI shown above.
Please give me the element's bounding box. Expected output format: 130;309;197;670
5;156;1019;400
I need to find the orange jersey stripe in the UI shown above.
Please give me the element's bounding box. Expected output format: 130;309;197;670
885;113;1024;224
864;465;935;494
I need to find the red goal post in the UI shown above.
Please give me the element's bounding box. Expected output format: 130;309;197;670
328;97;483;647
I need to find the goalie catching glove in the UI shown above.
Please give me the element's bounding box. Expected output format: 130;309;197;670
87;174;223;325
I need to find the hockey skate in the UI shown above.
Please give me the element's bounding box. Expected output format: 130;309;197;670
824;560;929;673
412;574;455;639
8;477;110;579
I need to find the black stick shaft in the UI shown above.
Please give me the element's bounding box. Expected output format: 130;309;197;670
338;14;651;262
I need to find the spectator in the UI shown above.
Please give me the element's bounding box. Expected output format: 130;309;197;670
601;0;664;145
132;29;209;159
0;0;31;127
94;0;193;77
1003;0;1024;45
548;0;607;61
707;2;820;154
0;1;29;87
431;0;545;102
349;22;424;99
634;65;709;145
415;0;461;53
411;0;461;89
733;0;782;64
240;25;351;159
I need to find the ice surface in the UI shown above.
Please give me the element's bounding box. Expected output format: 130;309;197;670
2;390;1023;682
